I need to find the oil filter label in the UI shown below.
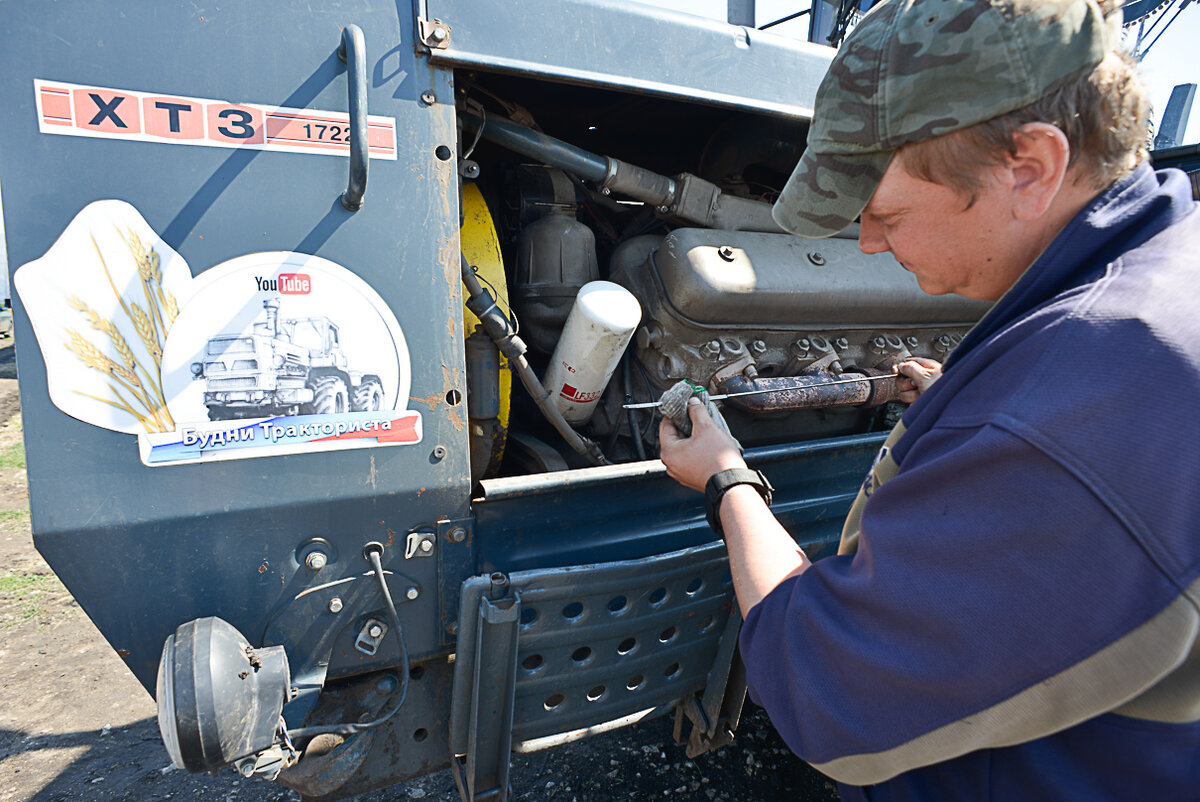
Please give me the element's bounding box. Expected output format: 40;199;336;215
14;199;420;466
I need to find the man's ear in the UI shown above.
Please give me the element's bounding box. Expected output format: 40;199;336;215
1006;122;1070;221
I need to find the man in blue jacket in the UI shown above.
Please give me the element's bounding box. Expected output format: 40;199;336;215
659;0;1200;799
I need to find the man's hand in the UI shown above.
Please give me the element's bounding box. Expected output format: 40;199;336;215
659;397;746;491
896;358;942;403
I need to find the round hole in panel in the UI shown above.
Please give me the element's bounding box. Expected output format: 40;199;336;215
659;626;677;644
617;637;637;655
699;615;716;634
413;728;429;742
586;685;606;702
572;646;593;664
544;693;565;711
521;607;538;627
562;601;584;621
664;662;680;679
608;595;628;613
522;654;544;671
626;674;645;691
685;577;703;595
409;665;425;681
648;587;667;606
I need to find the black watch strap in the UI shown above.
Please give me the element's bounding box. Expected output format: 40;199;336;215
704;468;774;537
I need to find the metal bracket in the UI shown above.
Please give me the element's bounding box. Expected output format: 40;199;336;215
449;573;520;802
672;598;747;758
418;17;451;49
406;530;437;559
354;618;389;656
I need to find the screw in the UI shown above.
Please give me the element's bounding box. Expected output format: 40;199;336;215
872;336;887;349
430;27;447;43
657;205;670;213
601;187;611;195
717;246;736;262
328;597;344;614
906;336;919;347
369;624;383;638
834;337;849;350
702;340;721;359
406;586;420;600
305;551;328;571
448;526;467;543
807;252;826;266
446;621;459;635
750;339;767;355
419;539;433;553
238;761;255;778
432;445;447;460
419;91;436;106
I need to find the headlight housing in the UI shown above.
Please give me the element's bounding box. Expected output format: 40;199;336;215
156;617;291;774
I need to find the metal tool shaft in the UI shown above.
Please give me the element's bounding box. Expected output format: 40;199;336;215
622;373;900;409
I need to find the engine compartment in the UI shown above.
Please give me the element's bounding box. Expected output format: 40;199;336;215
455;72;990;478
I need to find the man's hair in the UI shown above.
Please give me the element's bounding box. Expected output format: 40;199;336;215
898;47;1150;203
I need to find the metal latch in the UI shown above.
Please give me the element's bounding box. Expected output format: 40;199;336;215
418;17;451;49
355;618;389;657
405;531;437;559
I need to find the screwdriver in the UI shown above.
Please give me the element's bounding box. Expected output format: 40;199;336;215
622;372;900;409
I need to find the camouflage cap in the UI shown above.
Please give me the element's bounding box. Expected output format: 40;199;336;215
772;0;1122;238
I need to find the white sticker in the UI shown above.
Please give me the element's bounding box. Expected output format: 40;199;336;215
14;200;420;466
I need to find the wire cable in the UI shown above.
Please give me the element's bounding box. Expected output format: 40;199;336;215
287;549;411;740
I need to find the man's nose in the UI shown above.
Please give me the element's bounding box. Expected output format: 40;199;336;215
858;216;888;255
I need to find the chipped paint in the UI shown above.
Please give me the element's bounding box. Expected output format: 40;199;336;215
443;363;464;432
386;529;396;548
258;558;269;574
116;649;131;658
410;391;441;411
417;487;426;497
367;455;378;490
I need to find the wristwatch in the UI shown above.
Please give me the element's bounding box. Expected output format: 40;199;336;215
704;468;774;537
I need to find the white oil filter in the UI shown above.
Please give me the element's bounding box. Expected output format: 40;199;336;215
543;281;642;425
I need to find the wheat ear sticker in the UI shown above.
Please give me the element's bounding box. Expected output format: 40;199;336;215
61;232;177;432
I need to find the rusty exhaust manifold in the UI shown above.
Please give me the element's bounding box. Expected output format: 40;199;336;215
716;368;900;414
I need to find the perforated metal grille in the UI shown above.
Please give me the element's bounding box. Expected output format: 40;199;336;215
454;542;735;745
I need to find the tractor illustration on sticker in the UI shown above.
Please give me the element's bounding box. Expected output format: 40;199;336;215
191;299;385;420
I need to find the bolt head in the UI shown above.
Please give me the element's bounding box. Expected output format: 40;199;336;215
420;91;436;106
751;340;767;355
305;551;328;571
807;252;826;266
328;597;344;613
717;246;736;262
368;625;383;638
406;586;420;601
430;27;447;42
239;761;255;778
448;526;467;543
432;445;447;460
419;539;433;553
834;337;848;349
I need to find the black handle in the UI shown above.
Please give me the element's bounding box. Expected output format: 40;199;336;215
337;24;368;212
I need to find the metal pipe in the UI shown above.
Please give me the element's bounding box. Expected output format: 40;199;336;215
460;112;608;183
716;370;899;413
